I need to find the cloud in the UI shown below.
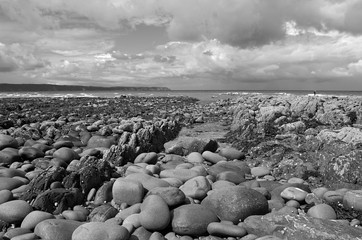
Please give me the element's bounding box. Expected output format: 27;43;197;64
0;43;48;72
2;0;362;48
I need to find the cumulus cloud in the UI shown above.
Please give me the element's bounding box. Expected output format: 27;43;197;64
0;43;48;72
2;0;362;47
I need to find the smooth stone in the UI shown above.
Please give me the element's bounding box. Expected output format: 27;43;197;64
49;158;68;168
287;177;305;184
72;222;129;240
62;210;87;222
186;152;204;164
35;219;83;240
190;165;208;176
307;203;337;220
134;152;158;164
250;167;270;177
0;134;18;150
207;222;247;237
280;187;308;201
0;168;26;178
149;231;166;240
323;190;344;204
161;178;184;188
179;176;211;200
312;187;329;199
175;162;194;169
146;187;186;207
3;228;32;240
285;200;300;208
73;206;89;216
53;147;79;163
159;169;200;182
0;189;13;204
94;180;114;205
0;148;21;164
145;164;161;175
125;173;170;191
112;178;144;205
19;146;45;160
0;200;33;224
343;190;362;211
54;141;74;149
278;206;298;215
207;161;251;178
10;232;38;240
139;195;170;231
212;180;236;190
130;226;152;240
201;186;269;223
172;204;219;236
202;151;226;164
122;213;141;229
117;203;141;221
216;171;245;184
125;165;153;176
217;147;244;160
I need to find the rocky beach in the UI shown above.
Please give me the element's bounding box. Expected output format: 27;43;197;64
1;93;362;240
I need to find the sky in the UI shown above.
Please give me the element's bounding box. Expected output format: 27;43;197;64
1;0;362;90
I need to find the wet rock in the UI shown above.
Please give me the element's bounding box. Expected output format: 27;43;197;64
146;186;186;207
0;200;33;224
72;222;129;240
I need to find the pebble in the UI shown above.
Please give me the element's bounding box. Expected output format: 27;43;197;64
62;210;87;221
134;152;158;164
343;190;362;211
139;195;170;231
21;211;56;230
3;228;32;240
18;146;45;160
34;219;83;240
53;147;79;163
323;190;344;204
0;189;13;204
0;148;21;165
112;178;145;205
172;204;219;236
122;213;141;229
72;222;130;240
212;180;236;190
202;151;227;164
250;167;270;178
186;152;204;164
307;203;337;220
0;168;26;178
0;177;24;191
201;186;269;223
0;134;19;150
179;176;211;200
117;203;141;221
11;232;38;240
216;171;245;184
207;222;247;237
280;187;308;201
146;186;186;207
0;200;33;224
217;147;244;160
160;169;200;182
125;173;170;191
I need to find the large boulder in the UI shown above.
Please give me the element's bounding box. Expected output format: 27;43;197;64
201;186;268;223
244;211;362;240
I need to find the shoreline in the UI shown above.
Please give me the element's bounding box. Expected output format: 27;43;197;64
1;94;362;239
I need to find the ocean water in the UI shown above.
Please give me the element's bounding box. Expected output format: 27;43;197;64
1;90;362;102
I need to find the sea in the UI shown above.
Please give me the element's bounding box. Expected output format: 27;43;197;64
1;90;362;103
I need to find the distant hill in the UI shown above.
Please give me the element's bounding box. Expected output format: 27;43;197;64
0;84;170;92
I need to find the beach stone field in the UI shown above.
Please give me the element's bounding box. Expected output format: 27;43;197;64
1;94;362;240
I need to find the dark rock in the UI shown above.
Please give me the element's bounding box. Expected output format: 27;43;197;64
88;204;119;222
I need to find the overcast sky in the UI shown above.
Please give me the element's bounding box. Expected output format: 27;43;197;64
1;0;362;90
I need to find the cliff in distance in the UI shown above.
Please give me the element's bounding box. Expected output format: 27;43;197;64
0;84;170;92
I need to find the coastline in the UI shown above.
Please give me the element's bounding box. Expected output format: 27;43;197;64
1;94;362;238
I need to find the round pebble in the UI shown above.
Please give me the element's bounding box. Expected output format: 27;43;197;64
179;176;211;200
202;151;227;164
250;167;270;177
207;222;247;237
307;203;337;220
112;178;145;205
139;195;170;231
0;200;33;224
72;222;129;240
343;190;362;211
280;187;308;201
